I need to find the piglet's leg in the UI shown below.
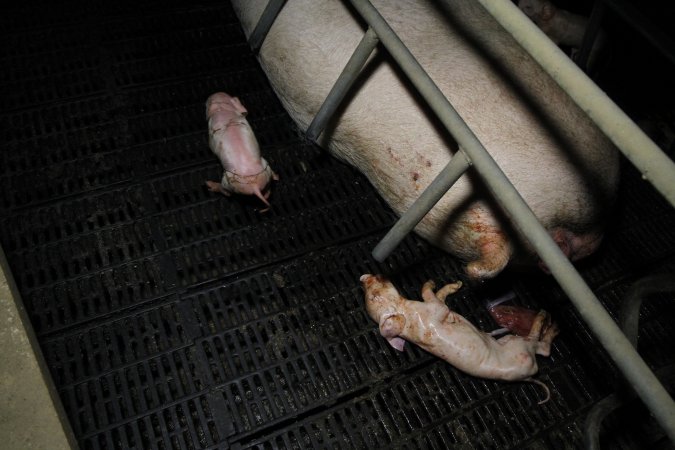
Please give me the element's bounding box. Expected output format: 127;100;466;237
435;281;463;303
205;181;231;196
421;280;462;303
421;281;439;303
421;280;462;323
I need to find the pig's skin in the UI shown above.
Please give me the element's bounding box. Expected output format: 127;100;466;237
361;274;559;381
232;0;619;278
205;92;278;207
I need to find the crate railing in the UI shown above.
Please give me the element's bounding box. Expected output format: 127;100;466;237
247;0;675;442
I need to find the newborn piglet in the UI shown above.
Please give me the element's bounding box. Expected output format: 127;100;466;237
361;274;559;403
205;92;279;211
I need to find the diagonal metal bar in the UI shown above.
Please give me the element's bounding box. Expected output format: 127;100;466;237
307;27;380;142
249;0;287;53
475;0;675;210
372;151;471;261
348;0;675;442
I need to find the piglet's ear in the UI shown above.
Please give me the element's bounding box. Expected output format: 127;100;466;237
379;313;405;340
230;96;248;116
387;336;406;352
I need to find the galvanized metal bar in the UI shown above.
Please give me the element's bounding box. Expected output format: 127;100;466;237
372;151;471;261
307;27;379;142
349;0;675;442
474;0;675;210
249;0;287;53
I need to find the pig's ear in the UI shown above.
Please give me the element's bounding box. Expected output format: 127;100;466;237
379;313;405;340
230;96;248;116
387;337;406;352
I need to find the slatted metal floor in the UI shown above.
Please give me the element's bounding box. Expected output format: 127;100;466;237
1;1;674;448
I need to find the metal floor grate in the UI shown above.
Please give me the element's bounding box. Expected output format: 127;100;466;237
1;1;674;449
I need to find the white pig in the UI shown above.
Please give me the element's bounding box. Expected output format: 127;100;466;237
361;274;559;394
232;0;619;278
205;92;278;208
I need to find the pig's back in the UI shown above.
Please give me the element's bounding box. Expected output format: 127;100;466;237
232;0;619;275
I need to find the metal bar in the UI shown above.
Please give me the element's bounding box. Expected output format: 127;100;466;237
474;0;675;211
584;364;675;449
603;0;675;67
349;0;675;442
575;0;605;71
248;0;287;53
372;151;471;261
307;27;380;142
585;276;675;448
620;274;675;348
584;393;626;450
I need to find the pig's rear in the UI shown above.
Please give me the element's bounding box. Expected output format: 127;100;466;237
231;0;619;278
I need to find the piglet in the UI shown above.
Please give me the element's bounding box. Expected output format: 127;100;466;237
517;0;606;70
205;92;278;209
361;274;559;402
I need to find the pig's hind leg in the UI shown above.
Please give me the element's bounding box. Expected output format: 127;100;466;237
466;232;512;279
205;181;231;196
458;209;513;279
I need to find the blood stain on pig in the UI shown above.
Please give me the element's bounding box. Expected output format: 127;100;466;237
411;171;421;190
387;146;403;168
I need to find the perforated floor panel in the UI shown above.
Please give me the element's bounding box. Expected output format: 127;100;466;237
1;1;674;449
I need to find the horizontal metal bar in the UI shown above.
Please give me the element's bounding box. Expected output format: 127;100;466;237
350;0;675;442
475;0;675;210
307;27;379;142
372;151;471;261
249;0;287;53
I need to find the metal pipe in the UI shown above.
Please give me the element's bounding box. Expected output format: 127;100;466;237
372;151;471;261
620;274;675;348
583;275;675;448
584;364;675;449
584;393;625;450
349;0;675;442
307;27;379;142
475;0;675;209
249;0;287;53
